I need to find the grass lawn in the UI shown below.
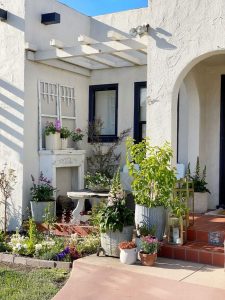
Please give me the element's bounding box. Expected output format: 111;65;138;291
0;262;70;300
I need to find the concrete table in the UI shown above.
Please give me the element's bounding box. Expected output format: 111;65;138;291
67;190;109;224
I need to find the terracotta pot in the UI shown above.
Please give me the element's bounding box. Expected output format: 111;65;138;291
139;252;157;266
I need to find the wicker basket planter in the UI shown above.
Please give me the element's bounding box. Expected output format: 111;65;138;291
100;226;134;257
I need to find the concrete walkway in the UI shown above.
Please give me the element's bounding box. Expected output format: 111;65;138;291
53;256;225;300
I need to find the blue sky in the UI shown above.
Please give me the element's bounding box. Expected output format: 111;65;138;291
59;0;148;16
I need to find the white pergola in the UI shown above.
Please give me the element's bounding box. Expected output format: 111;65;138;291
26;31;148;77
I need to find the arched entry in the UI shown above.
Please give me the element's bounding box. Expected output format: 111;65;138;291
172;52;225;209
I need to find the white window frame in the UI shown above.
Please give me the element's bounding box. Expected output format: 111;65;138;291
38;81;76;150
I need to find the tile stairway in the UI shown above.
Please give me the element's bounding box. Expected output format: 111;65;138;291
159;215;225;267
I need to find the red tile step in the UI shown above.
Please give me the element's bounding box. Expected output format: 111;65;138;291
187;214;225;243
187;228;225;243
159;241;224;267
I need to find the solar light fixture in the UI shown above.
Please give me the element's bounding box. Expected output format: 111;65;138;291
0;8;7;21
41;12;60;25
129;24;150;37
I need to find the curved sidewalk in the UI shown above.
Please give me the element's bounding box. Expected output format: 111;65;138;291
53;256;225;300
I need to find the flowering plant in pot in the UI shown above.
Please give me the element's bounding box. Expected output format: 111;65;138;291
139;236;160;266
119;241;137;265
60;127;71;150
99;171;134;257
186;157;210;213
71;128;84;149
44;120;61;150
30;172;57;223
126;137;177;240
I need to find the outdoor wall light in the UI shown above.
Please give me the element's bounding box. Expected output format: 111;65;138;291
129;24;150;37
0;9;7;21
41;12;60;25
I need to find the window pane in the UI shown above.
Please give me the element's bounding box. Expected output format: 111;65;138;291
95;90;116;135
142;124;146;139
140;87;147;122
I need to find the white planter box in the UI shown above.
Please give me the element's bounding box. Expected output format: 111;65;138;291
30;201;56;223
194;192;209;213
189;192;209;213
61;138;68;150
120;248;137;265
45;133;61;150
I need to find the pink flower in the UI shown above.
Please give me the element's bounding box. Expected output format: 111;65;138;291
76;128;82;133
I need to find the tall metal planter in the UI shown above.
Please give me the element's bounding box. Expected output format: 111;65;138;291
100;226;134;257
135;205;166;240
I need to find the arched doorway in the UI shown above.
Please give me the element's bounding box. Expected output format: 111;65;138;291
174;54;225;209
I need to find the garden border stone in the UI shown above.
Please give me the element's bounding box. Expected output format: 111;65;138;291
0;253;72;269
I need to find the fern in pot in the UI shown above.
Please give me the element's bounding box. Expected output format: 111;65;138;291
126;137;177;240
99;171;134;257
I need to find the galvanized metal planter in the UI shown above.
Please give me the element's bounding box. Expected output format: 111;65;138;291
135;205;166;241
100;226;134;257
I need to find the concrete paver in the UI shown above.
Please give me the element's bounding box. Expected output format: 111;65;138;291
53;255;225;300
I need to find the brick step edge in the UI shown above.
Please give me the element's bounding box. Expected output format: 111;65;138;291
0;253;72;269
159;244;224;267
187;229;225;243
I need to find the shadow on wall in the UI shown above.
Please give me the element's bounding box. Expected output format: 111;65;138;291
0;200;22;231
91;19;176;50
151;27;177;50
7;12;25;32
0;79;24;162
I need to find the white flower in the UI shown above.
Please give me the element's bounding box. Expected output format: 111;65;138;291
16;243;22;250
35;244;42;251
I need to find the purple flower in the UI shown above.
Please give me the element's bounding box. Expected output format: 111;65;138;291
55;119;61;132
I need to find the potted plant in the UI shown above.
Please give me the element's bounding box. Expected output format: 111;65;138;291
85;172;111;192
99;171;134;257
119;241;137;265
60;127;71;150
45;120;61;150
186;157;210;213
126;137;177;240
139;235;160;266
135;222;156;252
71;128;84;149
30;172;57;223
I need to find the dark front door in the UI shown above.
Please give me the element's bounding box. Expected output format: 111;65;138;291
219;75;225;206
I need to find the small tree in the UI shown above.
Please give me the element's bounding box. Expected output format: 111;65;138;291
126;138;177;208
87;119;130;179
0;164;17;233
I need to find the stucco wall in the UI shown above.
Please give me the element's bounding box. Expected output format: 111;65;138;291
0;1;25;230
147;0;225;207
147;0;225;149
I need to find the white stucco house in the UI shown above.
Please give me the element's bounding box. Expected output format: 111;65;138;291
0;0;225;230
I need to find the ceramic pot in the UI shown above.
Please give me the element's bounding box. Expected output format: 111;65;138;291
61;138;68;150
45;133;61;150
139;252;157;266
120;247;137;265
135;205;166;240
